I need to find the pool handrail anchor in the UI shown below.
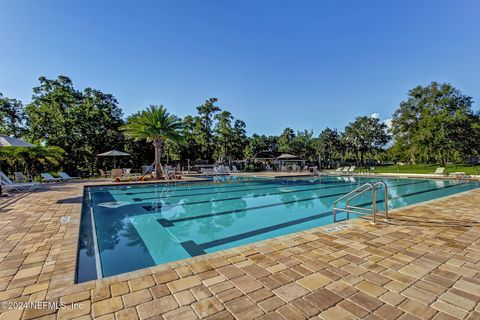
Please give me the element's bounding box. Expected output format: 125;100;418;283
333;181;389;224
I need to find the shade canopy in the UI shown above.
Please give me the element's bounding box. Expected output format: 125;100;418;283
276;153;299;160
97;150;130;157
0;135;35;147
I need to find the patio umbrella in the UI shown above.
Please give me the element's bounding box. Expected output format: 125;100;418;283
0;134;35;147
276;153;299;160
97;150;130;169
0;135;35;196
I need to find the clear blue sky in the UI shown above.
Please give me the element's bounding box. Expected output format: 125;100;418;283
1;0;479;135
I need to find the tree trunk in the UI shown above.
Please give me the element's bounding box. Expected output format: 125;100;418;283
153;140;164;180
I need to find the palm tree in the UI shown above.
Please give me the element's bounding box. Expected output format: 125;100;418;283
3;146;65;177
121;105;183;180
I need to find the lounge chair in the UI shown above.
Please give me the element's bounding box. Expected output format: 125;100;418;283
14;172;32;182
265;164;273;172
346;166;356;174
41;173;64;182
59;172;80;181
225;166;232;173
1;171;39;191
214;165;227;174
232;165;239;173
141;165;154;175
334;167;343;172
341;166;350;174
111;169;123;179
99;169;110;178
433;167;446;175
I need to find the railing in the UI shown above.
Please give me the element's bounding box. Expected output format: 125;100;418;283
333;182;388;224
312;168;321;177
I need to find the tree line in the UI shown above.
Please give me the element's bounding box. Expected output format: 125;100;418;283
1;76;479;175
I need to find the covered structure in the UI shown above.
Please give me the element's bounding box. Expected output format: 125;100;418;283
275;153;306;171
252;151;281;163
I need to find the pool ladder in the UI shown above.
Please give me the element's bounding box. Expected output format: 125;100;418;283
312;168;322;177
333;182;389;224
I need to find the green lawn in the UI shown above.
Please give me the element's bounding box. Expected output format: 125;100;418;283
354;164;480;175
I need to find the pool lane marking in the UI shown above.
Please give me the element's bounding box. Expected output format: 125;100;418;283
158;180;430;227
131;180;356;201
120;180;283;195
156;179;435;208
112;179;292;196
108;177;344;196
179;182;467;256
145;180;365;210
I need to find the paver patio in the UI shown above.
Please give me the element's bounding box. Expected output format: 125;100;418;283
0;179;479;319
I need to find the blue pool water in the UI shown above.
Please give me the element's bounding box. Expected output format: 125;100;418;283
76;175;479;282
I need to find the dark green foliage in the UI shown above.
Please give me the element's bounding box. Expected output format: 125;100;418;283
25;76;124;174
2;77;478;175
0;93;27;137
343;116;390;165
391;82;480;165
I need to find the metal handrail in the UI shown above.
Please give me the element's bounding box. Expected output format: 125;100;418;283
333;181;389;224
312;168;321;177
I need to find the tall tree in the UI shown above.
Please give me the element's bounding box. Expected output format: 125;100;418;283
79;88;124;174
179;115;200;161
214;111;234;162
196;98;221;161
121;105;183;179
290;130;315;161
0;93;27;137
231;119;248;160
26;76;83;171
343;116;390;165
244;134;278;159
391;82;478;165
278;128;295;153
314;128;342;168
25;76;124;173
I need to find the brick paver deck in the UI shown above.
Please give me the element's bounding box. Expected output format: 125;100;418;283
0;180;479;319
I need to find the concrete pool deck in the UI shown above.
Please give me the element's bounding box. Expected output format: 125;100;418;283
0;178;479;319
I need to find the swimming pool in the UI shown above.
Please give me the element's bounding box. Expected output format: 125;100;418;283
76;175;480;282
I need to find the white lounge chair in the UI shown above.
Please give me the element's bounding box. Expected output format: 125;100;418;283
341;166;350;174
200;168;215;174
59;172;80;181
14;172;32;182
1;171;39;191
41;173;64;182
346;166;356;174
232;165;239;173
99;169;110;178
433;167;446;175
